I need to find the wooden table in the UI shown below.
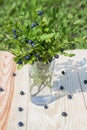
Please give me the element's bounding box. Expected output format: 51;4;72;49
0;50;87;130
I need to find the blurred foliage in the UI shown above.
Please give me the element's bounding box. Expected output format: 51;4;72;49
0;0;87;49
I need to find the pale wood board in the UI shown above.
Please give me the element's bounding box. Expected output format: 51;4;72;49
0;50;87;130
7;64;29;130
0;51;16;130
27;50;87;130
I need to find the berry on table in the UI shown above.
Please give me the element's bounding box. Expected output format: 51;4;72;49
20;91;25;95
44;105;48;109
0;87;4;92
61;71;65;75
84;80;87;84
13;73;16;76
18;107;23;112
18;122;24;127
62;112;67;117
60;86;64;90
68;95;72;99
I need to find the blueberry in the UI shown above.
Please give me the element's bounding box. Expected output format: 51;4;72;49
17;59;23;64
0;87;4;92
26;48;30;50
38;57;43;61
68;95;72;99
18;122;24;127
18;107;23;112
61;71;65;75
44;105;48;109
62;112;67;117
37;11;44;15
13;34;18;39
13;73;16;76
60;86;64;90
12;29;16;33
49;58;52;62
31;22;38;28
20;91;25;95
60;48;64;53
25;55;30;60
31;42;35;47
55;54;59;58
28;40;33;44
35;53;39;57
84;80;87;84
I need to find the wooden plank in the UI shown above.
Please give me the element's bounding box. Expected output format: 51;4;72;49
0;50;87;130
27;52;87;130
63;50;87;109
76;64;87;109
7;64;29;130
59;70;87;130
0;51;16;130
67;50;87;109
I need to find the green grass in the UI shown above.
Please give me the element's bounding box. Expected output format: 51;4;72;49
0;0;87;49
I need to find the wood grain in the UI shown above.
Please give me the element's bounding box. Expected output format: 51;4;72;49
0;51;16;130
7;65;29;130
27;60;87;130
77;66;87;109
0;50;87;130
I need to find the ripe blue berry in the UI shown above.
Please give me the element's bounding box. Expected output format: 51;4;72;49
38;57;42;61
13;34;18;39
37;11;43;15
60;86;64;90
28;40;33;44
18;107;23;112
25;55;30;60
31;22;38;28
55;54;59;58
60;48;64;53
20;91;25;95
35;53;39;57
31;42;35;47
0;87;4;92
68;95;72;99
13;73;16;76
12;29;16;33
84;80;87;84
62;112;67;117
18;122;24;127
49;58;52;62
61;71;65;75
17;59;23;64
44;105;48;109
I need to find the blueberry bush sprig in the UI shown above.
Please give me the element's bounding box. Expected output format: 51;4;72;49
1;8;77;69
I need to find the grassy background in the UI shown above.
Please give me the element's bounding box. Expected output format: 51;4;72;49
0;0;87;49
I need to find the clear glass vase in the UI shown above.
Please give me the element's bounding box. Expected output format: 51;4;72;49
29;61;54;106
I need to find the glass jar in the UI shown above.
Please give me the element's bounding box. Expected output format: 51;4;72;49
29;61;54;106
